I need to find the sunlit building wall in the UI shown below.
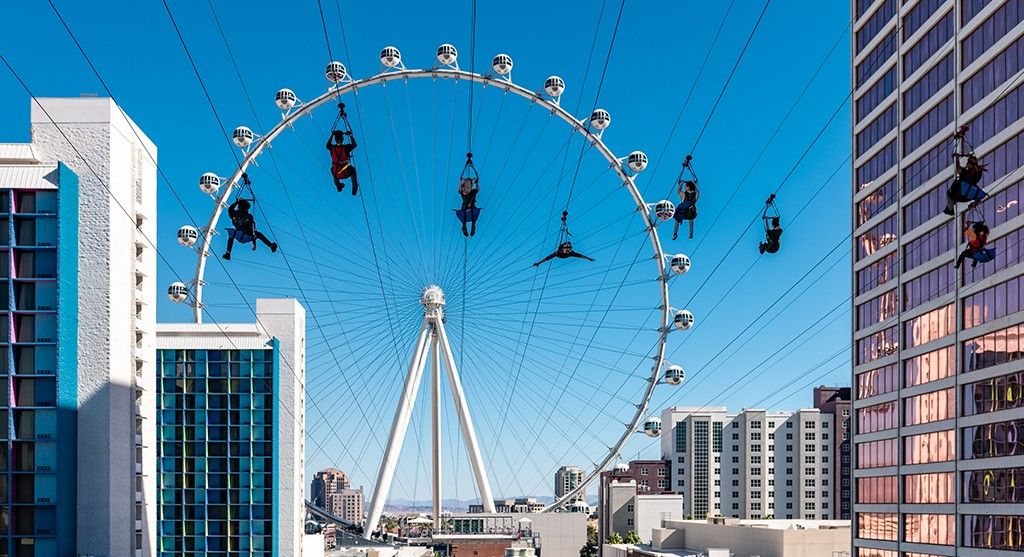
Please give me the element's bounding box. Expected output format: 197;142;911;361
851;0;1024;554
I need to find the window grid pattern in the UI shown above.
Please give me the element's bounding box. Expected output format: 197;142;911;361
962;0;1024;68
903;52;954;117
902;11;954;79
964;369;1024;416
693;421;709;519
156;348;276;557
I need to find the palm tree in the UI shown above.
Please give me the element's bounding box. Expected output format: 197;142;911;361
623;531;642;544
606;532;624;544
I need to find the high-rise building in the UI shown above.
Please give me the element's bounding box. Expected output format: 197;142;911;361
660;407;836;520
311;468;350;510
811;386;852;519
851;0;1024;554
0;145;79;556
156;298;306;556
555;465;585;503
2;97;159;556
310;468;363;524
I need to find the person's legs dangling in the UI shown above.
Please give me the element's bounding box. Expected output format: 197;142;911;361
348;166;358;196
688;219;694;239
254;231;278;253
673;220;680;241
223;236;235;260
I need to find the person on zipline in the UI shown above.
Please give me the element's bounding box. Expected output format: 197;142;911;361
327;129;359;195
223;198;277;260
458;176;479;237
533;240;596;266
673;180;699;240
955;220;994;268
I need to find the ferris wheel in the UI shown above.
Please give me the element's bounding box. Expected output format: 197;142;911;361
166;43;696;533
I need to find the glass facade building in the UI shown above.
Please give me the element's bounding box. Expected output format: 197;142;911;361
0;159;79;556
852;0;1024;554
156;346;279;557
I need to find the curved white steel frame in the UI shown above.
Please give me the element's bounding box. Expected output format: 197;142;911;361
188;65;673;514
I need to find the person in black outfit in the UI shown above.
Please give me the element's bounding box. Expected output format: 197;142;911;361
223;198;277;260
533;241;595;266
458;177;479;237
759;216;784;254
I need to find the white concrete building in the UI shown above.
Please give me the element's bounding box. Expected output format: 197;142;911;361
27;96;157;556
598;477;683;546
660;407;836;521
156;298;306;555
645;518;851;557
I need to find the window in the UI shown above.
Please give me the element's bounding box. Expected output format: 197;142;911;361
857;252;897;294
904;388;955;425
657;467;667;477
858;289;898;330
964;417;1024;459
963;33;1024;110
903;52;952;116
964;275;1024;329
901;10;952;78
904;345;954;387
857;325;899;364
750;444;761;453
857;513;898;541
962;0;1024;68
964;515;1024;550
750;456;761;465
963;322;1024;373
804;432;816;441
675;420;687;453
768;421;775;428
903;257;955;308
905;472;953;503
768;433;775;439
768;445;774;452
804;479;816;487
786;422;793;428
856;212;897;260
964;226;1024;286
904;304;955;348
858;66;896;121
751;432;762;441
857;0;897;53
964;369;1024;416
857;401;897;433
640;467;648;476
805;467;816;475
903;94;952;156
804;502;816;510
904;429;954;464
658;479;668;489
751;468;762;477
903;514;954;545
786;433;793;440
732;456;739;463
750;491;761;499
805;444;816;452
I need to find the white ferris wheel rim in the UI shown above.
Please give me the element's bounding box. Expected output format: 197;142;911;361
186;61;673;513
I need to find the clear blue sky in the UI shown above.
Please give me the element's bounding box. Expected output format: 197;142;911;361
0;1;852;503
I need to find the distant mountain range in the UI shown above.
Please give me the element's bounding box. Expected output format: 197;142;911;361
383;495;598;513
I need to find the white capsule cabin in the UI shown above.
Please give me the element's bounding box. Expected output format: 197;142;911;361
198;173;221;194
168;282;189;303
590;109;611;130
627;151;649;172
177;225;199;247
275;88;297;110
670;254;691;275
654;200;675;221
325;61;348;83
380;46;402;68
437;44;458;65
492;54;513;75
544;76;565;97
674;310;694;331
643;417;662;438
232;126;254;148
664;365;685;386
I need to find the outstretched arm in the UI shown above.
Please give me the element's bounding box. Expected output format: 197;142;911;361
227;199;240;218
569;251;596;262
326;133;335;149
533;252;557;267
346;133;357;151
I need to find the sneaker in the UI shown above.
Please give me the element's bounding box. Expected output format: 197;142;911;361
336;183;345;193
672;233;678;240
271;242;279;253
688;232;693;239
470;226;476;237
759;244;765;255
222;252;231;260
352;182;358;196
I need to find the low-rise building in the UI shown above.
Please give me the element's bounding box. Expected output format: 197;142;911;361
641;517;851;557
598;462;682;548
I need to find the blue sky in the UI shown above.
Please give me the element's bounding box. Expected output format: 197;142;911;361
0;1;852;503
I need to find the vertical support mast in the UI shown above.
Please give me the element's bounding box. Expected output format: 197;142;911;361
363;285;497;540
435;321;497;512
364;319;431;538
430;333;442;529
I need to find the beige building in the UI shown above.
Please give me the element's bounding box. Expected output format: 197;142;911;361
555;465;586;503
312;468;364;523
605;517;850;557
